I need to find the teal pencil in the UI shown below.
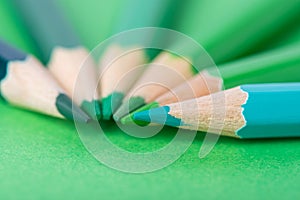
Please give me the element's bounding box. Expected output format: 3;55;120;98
99;0;180;120
13;0;100;119
133;83;300;139
0;39;89;122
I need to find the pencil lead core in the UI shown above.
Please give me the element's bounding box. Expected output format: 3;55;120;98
81;99;102;120
56;93;90;122
102;92;124;120
113;96;145;121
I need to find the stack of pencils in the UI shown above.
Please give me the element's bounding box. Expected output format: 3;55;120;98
1;0;300;139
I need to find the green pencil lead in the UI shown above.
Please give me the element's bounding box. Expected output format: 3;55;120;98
113;96;146;121
56;93;90;123
101;92;124;120
95;100;102;120
120;114;150;126
81;100;102;120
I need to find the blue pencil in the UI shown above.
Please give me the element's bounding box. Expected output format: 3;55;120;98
133;83;300;139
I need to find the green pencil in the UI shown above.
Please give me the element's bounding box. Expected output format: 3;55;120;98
99;0;180;120
114;0;300;121
263;22;300;51
177;0;300;63
0;39;89;122
13;0;101;119
133;83;300;139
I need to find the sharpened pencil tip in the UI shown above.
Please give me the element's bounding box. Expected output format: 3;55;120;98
56;93;90;122
120;114;150;126
120;114;135;124
81;100;102;120
133;106;182;127
113;96;146;121
120;102;160;125
101;92;124;120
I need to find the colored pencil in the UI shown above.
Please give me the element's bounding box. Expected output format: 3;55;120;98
13;0;100;119
177;0;300;63
122;41;300;124
113;0;300;121
99;0;179;120
133;83;300;139
0;39;89;122
264;22;300;51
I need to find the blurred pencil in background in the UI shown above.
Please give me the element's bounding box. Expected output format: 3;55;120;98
176;0;300;63
13;0;101;119
263;21;300;51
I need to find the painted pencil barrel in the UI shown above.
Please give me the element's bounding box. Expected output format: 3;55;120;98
133;83;300;139
238;83;300;138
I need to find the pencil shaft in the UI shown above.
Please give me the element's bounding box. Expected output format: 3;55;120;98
219;43;300;88
178;0;300;63
238;83;300;138
13;0;80;62
114;0;177;33
0;40;27;62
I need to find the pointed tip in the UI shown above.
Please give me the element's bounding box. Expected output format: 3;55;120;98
56;93;90;122
133;106;182;127
120;114;150;126
113;96;145;121
120;114;135;124
101;92;124;120
73;107;91;123
95;101;102;119
81;100;102;120
132;107;163;123
120;102;160;125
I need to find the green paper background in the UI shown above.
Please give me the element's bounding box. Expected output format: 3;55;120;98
1;1;300;199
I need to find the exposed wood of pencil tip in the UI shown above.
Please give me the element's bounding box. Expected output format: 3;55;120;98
155;70;223;105
168;87;248;137
125;52;194;103
99;44;147;97
48;46;99;105
1;56;66;118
